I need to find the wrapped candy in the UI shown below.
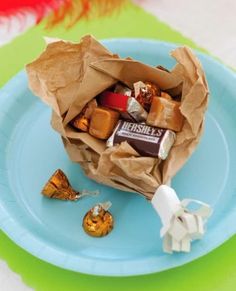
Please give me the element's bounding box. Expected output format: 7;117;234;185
72;115;89;132
83;201;113;237
41;169;99;201
71;99;97;132
99;91;147;122
107;120;176;159
134;81;161;111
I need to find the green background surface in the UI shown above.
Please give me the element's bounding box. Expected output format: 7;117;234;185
0;2;235;290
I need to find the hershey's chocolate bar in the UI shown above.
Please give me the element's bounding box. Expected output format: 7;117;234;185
107;120;175;159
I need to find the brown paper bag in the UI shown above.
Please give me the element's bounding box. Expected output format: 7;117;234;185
26;35;209;200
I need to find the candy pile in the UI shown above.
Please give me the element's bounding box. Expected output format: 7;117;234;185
71;81;184;160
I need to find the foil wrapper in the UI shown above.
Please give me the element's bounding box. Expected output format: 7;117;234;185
71;99;97;131
126;97;148;122
41;169;79;200
41;169;99;201
71;115;89;131
134;81;161;111
107;120;176;159
82;202;113;237
99;91;147;122
114;83;132;97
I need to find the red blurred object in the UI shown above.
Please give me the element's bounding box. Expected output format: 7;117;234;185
0;0;126;27
100;91;129;112
0;0;64;23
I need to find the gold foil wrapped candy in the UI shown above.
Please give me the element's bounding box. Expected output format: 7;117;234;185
41;169;99;201
71;99;97;132
145;81;161;97
72;115;89;132
83;202;113;237
134;81;161;111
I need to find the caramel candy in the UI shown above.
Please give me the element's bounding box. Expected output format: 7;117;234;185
147;97;184;132
83;203;113;237
89;107;119;139
41;169;78;200
161;91;172;100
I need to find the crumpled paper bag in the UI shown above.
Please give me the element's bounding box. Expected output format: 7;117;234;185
26;35;209;200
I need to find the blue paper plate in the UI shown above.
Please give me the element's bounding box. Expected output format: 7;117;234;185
0;39;236;276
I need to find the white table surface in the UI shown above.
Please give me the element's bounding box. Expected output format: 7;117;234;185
140;0;236;68
0;0;235;290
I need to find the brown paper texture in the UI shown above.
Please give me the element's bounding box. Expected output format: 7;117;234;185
26;35;209;200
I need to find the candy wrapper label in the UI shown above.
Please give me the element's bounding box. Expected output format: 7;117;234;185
107;120;175;159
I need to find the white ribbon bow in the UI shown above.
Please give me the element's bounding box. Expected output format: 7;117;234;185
151;185;212;253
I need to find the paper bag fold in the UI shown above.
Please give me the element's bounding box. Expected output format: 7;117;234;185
26;35;209;199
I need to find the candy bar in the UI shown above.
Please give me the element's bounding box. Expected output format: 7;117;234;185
107;120;175;159
99;91;147;122
147;97;184;132
89;107;120;139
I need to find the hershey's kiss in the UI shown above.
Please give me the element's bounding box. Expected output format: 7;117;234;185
83;202;113;237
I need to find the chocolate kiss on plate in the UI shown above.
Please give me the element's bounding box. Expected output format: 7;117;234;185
41;169;99;201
